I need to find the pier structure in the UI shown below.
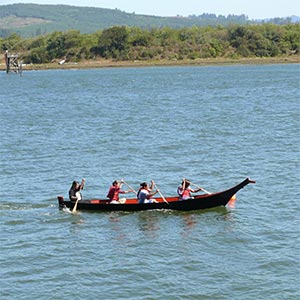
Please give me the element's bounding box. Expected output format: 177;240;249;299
4;50;23;75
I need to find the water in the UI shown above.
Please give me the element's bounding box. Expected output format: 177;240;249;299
0;64;299;299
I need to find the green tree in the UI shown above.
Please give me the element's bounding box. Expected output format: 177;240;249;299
247;30;272;57
46;31;66;59
282;24;300;53
28;36;47;49
96;26;129;59
23;47;50;64
1;33;23;51
128;27;151;47
63;30;82;49
3;23;299;64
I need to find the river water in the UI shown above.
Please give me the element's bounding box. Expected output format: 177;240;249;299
0;64;299;299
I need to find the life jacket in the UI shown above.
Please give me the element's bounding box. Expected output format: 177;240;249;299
182;188;191;199
137;188;150;198
107;186;120;201
69;187;82;201
137;188;151;204
177;186;191;199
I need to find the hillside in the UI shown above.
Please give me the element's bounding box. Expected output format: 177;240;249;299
0;3;295;38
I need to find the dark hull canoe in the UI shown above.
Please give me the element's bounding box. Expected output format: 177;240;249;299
57;178;255;212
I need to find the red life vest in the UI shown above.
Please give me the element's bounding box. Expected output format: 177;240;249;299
182;188;191;199
107;186;120;201
177;187;191;199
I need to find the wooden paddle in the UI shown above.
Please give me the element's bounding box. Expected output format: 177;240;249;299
153;182;169;204
71;198;79;213
121;179;137;195
71;179;85;213
188;181;212;194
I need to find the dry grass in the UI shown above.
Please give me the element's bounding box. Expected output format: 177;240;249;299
1;56;299;71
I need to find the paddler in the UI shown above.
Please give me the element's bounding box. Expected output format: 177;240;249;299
177;178;202;200
69;178;85;201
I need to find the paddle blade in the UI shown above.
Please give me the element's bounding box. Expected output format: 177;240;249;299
72;199;79;213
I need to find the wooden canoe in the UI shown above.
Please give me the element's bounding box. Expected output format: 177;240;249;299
57;178;255;212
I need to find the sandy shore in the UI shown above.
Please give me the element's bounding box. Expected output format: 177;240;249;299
1;56;299;71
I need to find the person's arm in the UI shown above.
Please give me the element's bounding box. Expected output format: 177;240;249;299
119;189;134;194
182;178;187;191
149;190;158;197
148;180;158;197
117;181;122;188
79;178;85;190
190;187;202;193
149;180;155;191
177;186;183;196
69;189;78;201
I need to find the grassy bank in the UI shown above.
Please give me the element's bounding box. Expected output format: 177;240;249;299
1;56;299;71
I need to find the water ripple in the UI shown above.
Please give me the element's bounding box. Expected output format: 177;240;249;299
0;64;299;300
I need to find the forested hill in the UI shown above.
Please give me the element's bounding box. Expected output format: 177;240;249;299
0;3;297;38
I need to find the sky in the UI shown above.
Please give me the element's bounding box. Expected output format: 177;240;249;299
1;0;299;20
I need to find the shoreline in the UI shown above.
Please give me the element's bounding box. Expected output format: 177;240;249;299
1;56;299;71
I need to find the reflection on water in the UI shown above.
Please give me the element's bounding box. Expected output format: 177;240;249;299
137;212;160;237
104;208;237;242
108;211;122;223
69;213;85;227
182;213;197;229
228;197;236;209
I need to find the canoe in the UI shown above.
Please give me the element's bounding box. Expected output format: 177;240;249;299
57;178;255;212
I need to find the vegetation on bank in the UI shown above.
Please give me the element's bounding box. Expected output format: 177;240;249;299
1;3;297;38
1;24;299;65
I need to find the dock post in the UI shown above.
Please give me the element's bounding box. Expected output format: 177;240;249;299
4;50;23;76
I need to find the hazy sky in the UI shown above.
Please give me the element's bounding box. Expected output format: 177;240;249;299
1;0;299;19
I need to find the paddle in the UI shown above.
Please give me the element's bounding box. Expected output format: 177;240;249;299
71;198;79;213
153;181;169;204
121;179;137;195
71;178;85;213
188;181;212;194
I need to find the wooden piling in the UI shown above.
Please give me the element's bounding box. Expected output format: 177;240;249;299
4;50;23;76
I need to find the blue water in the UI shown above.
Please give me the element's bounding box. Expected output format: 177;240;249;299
0;64;299;299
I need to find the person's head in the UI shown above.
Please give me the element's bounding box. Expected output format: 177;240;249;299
112;180;119;186
140;182;148;189
71;181;79;189
181;179;190;188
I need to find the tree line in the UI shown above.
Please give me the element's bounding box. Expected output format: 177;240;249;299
1;23;299;64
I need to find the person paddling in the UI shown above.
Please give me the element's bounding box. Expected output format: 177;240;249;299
177;178;202;200
137;180;158;204
106;179;134;203
69;178;85;201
